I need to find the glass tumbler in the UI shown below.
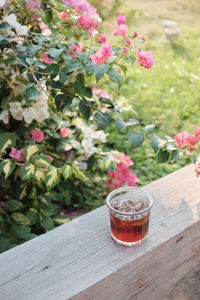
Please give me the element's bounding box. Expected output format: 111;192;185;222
106;187;153;247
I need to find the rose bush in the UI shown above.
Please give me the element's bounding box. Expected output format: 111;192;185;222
0;0;155;252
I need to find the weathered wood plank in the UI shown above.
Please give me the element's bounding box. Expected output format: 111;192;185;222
0;164;200;300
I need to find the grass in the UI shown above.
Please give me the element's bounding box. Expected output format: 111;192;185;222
103;0;200;184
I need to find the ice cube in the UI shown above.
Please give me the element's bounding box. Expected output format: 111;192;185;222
123;199;147;213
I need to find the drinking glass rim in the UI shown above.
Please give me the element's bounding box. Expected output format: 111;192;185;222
106;187;154;215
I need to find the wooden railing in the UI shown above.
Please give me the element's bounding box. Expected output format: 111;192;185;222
0;165;200;300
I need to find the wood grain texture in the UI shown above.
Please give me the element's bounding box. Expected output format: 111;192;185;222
0;164;200;300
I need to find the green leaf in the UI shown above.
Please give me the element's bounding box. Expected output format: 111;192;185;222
11;212;31;225
166;143;177;151
117;118;140;131
142;124;156;133
6;200;23;212
94;64;109;81
115;117;126;130
11;224;31;239
25;87;41;102
73;74;92;98
53;215;69;225
128;131;145;149
73;167;86;181
76;52;89;64
118;64;127;74
151;136;166;153
25;144;39;162
157;150;170;163
21;83;35;96
4;57;17;64
21;163;35;181
44;166;59;191
55;94;73;110
48;48;64;59
0;238;12;253
26;210;38;225
0;132;16;156
2;159;16;179
84;63;95;75
59;60;81;83
99;97;114;108
0;22;14;31
32;155;51;167
59;67;69;84
40;216;54;230
27;45;41;57
33;60;46;69
94;111;112;129
41;205;55;217
44;9;53;23
43;63;59;75
171;150;182;163
60;165;73;180
107;68;121;85
79;99;91;120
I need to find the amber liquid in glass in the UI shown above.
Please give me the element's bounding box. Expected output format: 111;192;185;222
110;211;149;243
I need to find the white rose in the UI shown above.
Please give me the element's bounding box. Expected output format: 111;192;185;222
9;102;23;121
0;109;9;124
82;139;97;158
93;130;107;142
22;107;35;124
4;14;28;35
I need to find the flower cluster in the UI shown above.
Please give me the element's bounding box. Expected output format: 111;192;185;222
92;88;110;99
79;123;108;157
9;148;24;162
137;50;155;69
174;127;200;152
173;127;200;177
0;91;50;125
91;42;114;64
106;153;139;189
62;0;100;22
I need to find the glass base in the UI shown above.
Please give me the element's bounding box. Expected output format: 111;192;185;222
111;232;148;247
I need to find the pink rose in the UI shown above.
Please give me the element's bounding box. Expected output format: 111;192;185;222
125;173;139;187
116;15;126;25
9;148;24;162
31;129;45;142
25;0;41;12
113;24;128;37
125;38;132;45
91;42;114;65
92;88;110;99
174;131;196;151
137;51;155;69
174;131;189;148
39;22;52;36
69;42;84;59
133;32;138;38
77;14;94;30
115;152;134;167
60;128;71;137
195;126;200;141
59;11;67;19
122;47;128;55
98;34;108;44
185;135;196;152
195;159;200;177
41;53;54;64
